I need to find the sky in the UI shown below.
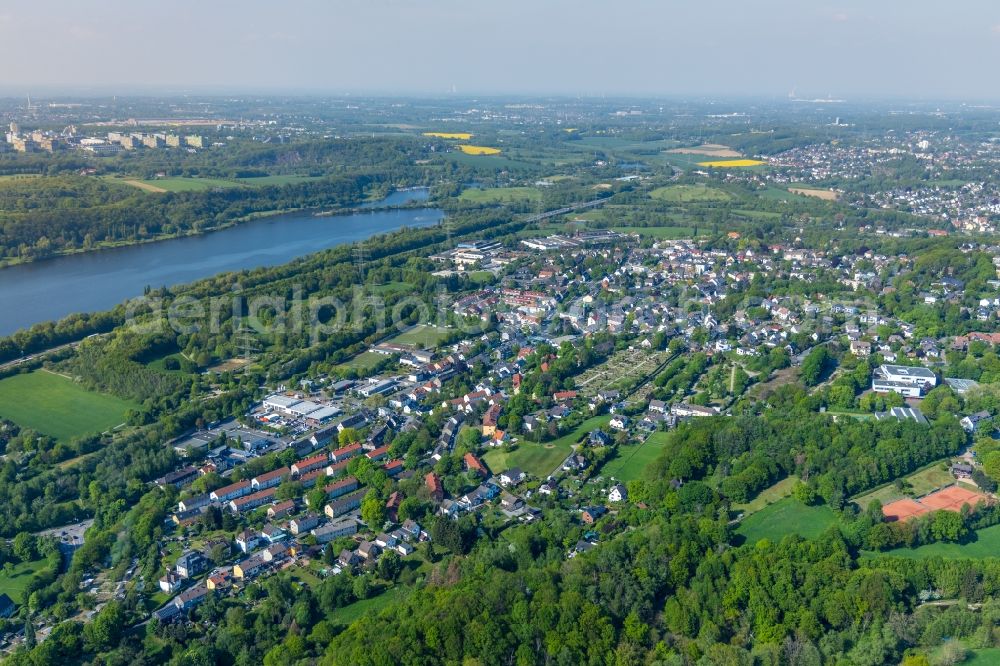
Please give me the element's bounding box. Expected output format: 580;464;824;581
2;0;1000;99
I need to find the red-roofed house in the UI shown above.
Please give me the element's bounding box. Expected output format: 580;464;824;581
464;452;488;478
366;445;390;462
292;453;330;477
425;472;444;502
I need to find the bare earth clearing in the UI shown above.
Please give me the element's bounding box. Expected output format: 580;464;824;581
666;143;741;158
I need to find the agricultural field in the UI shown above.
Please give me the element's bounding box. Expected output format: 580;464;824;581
456;145;502;156
458;187;542;204
388;324;452;349
852;461;957;510
788;186;839;201
423;132;473;140
697;159;766;168
649;184;732;203
736;497;837;544
875;524;1000;559
0;371;137;441
601;431;670;482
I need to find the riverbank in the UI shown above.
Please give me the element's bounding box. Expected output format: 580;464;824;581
0;188;434;270
0;195;443;337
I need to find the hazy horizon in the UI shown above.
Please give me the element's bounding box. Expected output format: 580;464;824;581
2;1;1000;100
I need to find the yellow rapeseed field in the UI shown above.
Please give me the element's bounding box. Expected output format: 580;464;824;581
423;132;473;140
697;159;766;167
457;145;502;155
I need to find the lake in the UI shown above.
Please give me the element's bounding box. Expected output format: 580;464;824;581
0;189;442;337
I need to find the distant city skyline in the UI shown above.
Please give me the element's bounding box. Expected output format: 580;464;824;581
2;0;1000;100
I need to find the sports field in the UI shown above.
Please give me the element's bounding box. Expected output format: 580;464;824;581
601;431;669;482
388;325;451;348
649;184;732;203
736;497;837;544
853;463;957;510
340;352;388;371
0;371;137;441
882;485;985;522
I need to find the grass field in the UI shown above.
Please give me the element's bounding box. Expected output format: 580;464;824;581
340;352;388;371
966;648;1000;665
110;176;244;193
734;476;799;515
736;497;837;544
444;151;533;170
852;462;956;510
329;585;410;627
0;371;137;441
484;415;611;478
0;559;48;604
649;184;732;203
601;431;669;482
458;187;542;204
874;524;1000;560
388;325;452;349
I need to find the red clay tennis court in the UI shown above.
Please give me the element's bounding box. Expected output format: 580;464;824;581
882;485;987;522
919;485;985;512
882;498;928;522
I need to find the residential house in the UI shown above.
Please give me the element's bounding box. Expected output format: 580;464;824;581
499;468;526;487
289;513;322;536
581;506;606;524
175;551;209;579
312;519;358;544
159;571;184;594
267;500;296;520
235;529;260;554
425;472;444;501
